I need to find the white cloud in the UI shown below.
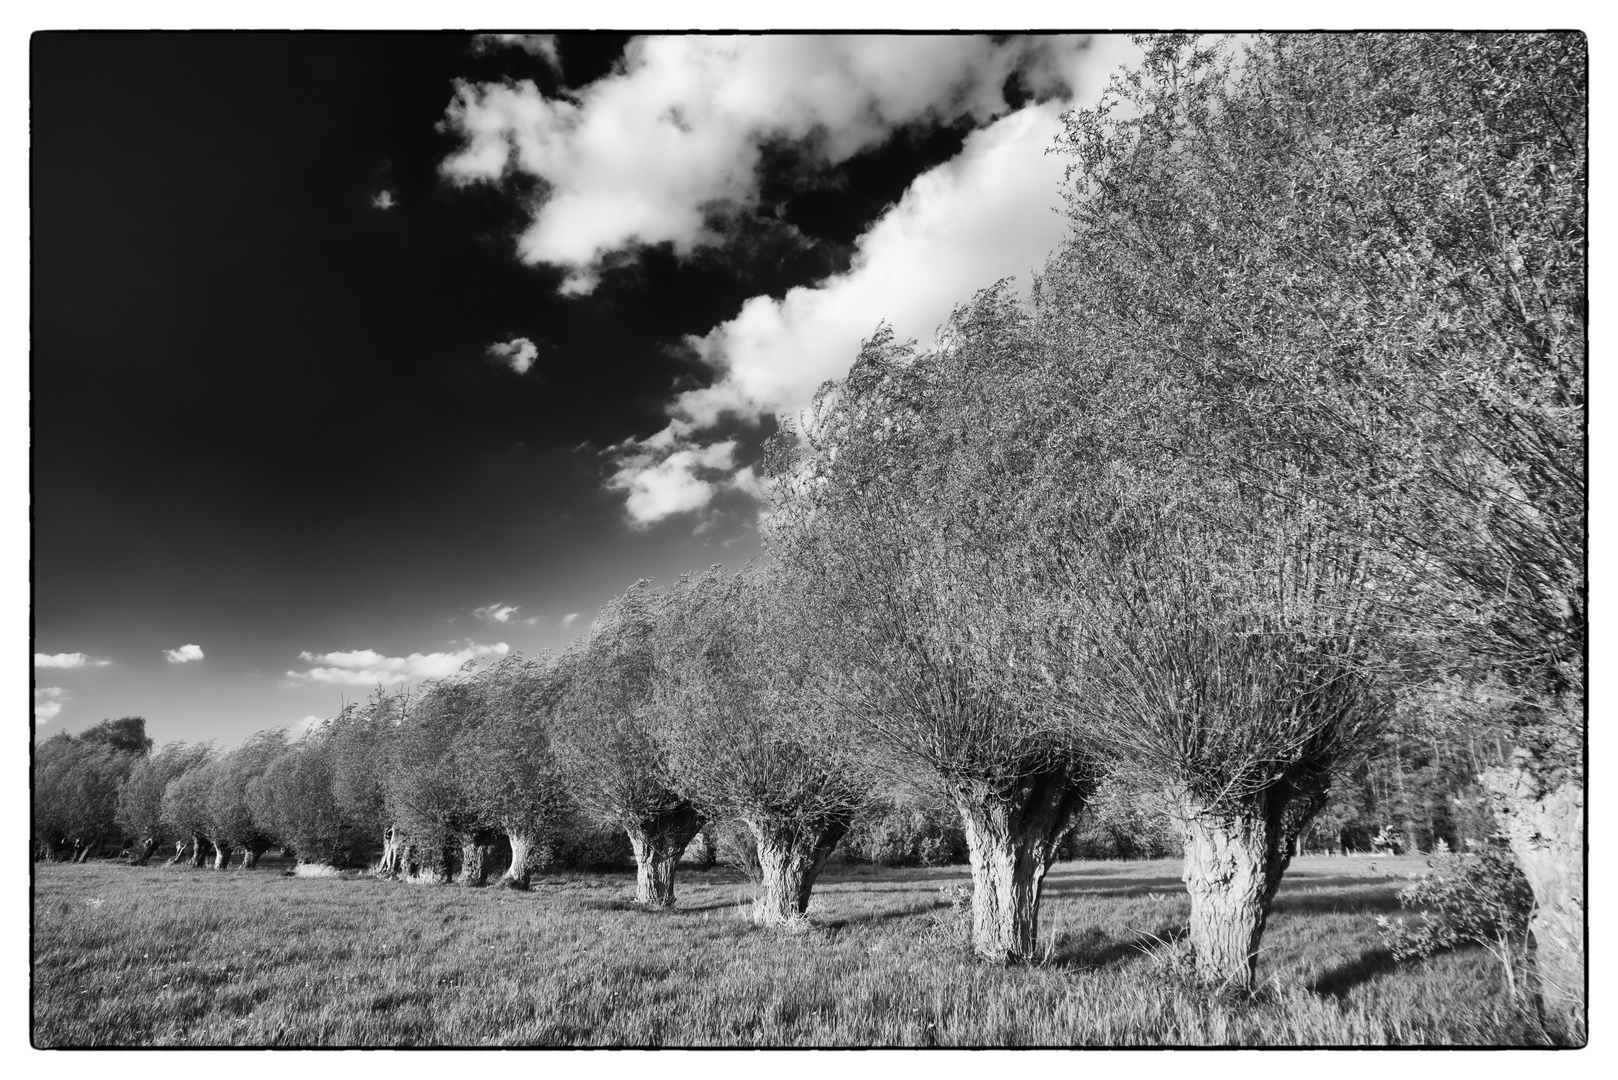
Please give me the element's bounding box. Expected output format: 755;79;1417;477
474;602;520;624
605;37;1144;524
474;33;563;73
34;652;110;669
287;642;510;687
34;687;67;723
290;715;324;738
164;644;206;664
560;612;581;628
486;336;539;374
440;35;1092;292
371;189;397;210
608;438;738;527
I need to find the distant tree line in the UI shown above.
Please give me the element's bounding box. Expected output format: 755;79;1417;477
32;33;1582;1040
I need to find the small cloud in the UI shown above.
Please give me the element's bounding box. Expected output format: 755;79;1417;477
472;33;563;74
34;687;67;723
290;715;324;737
523;616;540;626
560;612;581;628
371;189;397;210
34;652;110;669
287;642;510;687
486;336;539;375
474;602;520;624
164;644;206;664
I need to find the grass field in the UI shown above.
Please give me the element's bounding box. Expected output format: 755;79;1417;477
31;854;1548;1047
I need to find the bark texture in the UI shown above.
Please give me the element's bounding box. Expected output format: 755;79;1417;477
456;830;499;887
1485;753;1585;1042
166;839;188;866
627;803;705;908
1179;780;1325;990
211;842;233;870
750;817;852;926
954;770;1090;962
131;837;157;866
240;849;262;870
501;830;543;889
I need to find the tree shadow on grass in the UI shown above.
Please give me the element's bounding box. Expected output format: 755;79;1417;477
1040;875;1185;899
1048;921;1187;971
820;901;944;931
1309;946;1399;998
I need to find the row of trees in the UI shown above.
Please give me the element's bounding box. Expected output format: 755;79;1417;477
32;33;1582;1040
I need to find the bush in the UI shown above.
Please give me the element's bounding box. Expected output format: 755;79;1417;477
1378;849;1534;998
1066;778;1182;861
842;800;967;867
550;825;633;871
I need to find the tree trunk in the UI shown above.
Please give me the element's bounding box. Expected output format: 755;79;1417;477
376;826;404;878
240;848;262;870
626;803;705;908
953;769;1091;963
1485;752;1585;1043
189;835;208;868
456;829;498;887
211;841;232;870
501;829;542;889
167;839;188;865
749;816;852;927
132;837;157;866
1178;779;1325;991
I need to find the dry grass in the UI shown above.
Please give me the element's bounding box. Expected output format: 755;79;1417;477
31;854;1547;1047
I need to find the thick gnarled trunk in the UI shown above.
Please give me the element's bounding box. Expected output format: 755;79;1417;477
211;842;233;870
626;803;705;908
456;829;499;887
501;829;544;889
131;837;158;866
1178;780;1325;991
1485;754;1585;1043
750;817;852;927
240;848;264;870
954;770;1090;963
188;835;209;868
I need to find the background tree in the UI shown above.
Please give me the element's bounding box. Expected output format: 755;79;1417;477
764;297;1102;961
117;741;214;865
654;565;870;926
34;733;142;862
550;583;705;908
79;716;155;757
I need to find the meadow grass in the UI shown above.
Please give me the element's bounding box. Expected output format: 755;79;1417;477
31;854;1547;1047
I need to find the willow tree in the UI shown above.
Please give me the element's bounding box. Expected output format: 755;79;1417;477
384;672;499;885
653;565;870;926
202;729;290;868
1055;32;1585;1032
247;725;375;870
1036;474;1391;988
161;765;215;867
453;654;575;889
765;296;1101;961
117;741;214;865
34;732;143;862
550;584;705;908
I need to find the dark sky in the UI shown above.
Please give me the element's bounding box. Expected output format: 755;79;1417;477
31;32;1128;745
